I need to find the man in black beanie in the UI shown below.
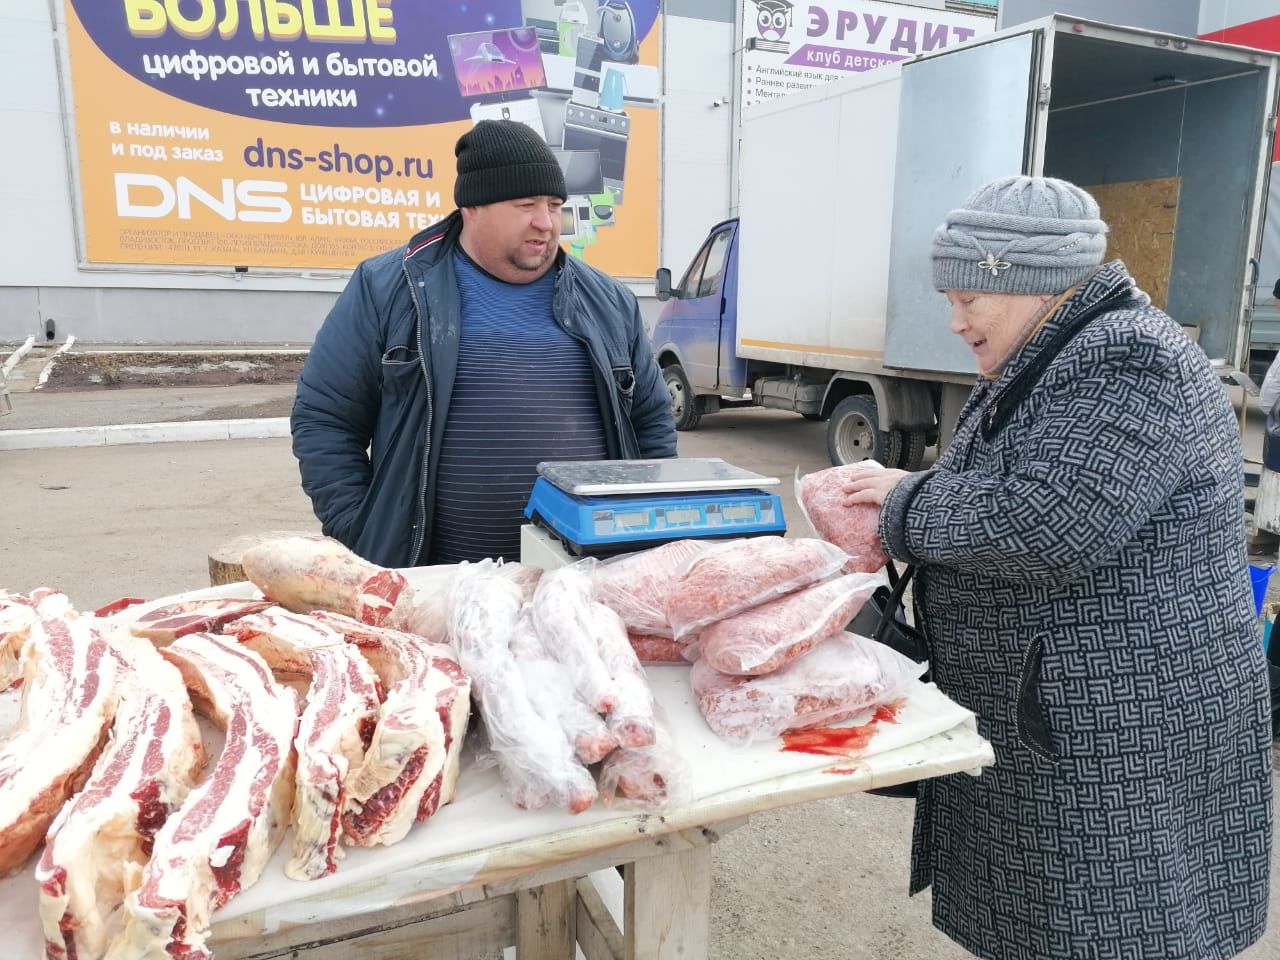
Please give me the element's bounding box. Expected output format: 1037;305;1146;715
292;121;676;567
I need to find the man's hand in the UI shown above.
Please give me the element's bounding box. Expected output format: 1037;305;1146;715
842;467;912;507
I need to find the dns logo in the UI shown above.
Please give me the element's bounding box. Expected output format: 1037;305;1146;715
752;0;793;41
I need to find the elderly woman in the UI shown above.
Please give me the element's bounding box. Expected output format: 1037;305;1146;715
846;176;1273;960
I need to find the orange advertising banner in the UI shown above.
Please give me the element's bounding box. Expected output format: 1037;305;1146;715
62;1;661;276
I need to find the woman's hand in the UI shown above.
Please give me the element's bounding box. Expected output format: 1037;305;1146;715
842;468;912;507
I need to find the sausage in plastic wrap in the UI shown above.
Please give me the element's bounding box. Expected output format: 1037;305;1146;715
448;563;598;813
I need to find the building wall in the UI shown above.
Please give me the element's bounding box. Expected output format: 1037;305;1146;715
0;0;735;343
998;0;1202;34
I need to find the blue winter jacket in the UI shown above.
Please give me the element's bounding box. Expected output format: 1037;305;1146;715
292;212;677;568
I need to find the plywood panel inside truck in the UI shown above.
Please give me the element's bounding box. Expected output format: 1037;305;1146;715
1085;177;1180;311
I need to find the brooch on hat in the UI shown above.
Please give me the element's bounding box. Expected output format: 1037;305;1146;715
977;252;1011;276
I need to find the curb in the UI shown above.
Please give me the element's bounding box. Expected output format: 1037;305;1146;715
0;417;290;451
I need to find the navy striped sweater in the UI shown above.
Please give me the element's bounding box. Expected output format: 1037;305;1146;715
427;250;607;563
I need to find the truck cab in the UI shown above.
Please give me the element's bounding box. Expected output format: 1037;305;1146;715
651;218;941;470
649;219;746;431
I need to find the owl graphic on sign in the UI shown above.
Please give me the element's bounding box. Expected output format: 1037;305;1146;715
753;0;793;42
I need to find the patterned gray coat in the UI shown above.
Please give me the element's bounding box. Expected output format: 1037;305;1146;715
879;262;1273;960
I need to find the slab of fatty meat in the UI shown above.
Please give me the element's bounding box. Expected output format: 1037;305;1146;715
128;597;273;645
311;612;471;846
0;588;74;692
240;534;407;626
36;630;203;960
108;634;298;960
224;607;381;880
0;613;118;877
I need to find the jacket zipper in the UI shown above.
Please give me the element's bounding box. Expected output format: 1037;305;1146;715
553;273;625;453
405;261;433;566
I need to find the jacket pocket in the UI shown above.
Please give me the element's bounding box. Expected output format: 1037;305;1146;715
1016;636;1061;762
612;364;636;412
381;345;422;397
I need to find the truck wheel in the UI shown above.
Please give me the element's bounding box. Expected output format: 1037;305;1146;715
897;429;929;470
827;396;901;466
663;363;701;431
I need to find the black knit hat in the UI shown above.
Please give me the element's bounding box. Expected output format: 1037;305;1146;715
454;120;567;207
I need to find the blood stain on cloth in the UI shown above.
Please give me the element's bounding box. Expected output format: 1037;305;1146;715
780;701;901;758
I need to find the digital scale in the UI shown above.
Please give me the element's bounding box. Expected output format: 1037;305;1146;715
523;458;786;558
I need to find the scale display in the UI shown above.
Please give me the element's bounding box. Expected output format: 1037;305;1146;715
524;459;786;557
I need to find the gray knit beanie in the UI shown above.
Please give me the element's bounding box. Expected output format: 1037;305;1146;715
454;120;567;207
931;176;1108;294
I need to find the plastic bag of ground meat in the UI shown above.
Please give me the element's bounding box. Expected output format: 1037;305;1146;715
665;537;848;640
796;463;890;573
691;633;925;745
628;633;689;664
698;572;885;676
591;539;709;637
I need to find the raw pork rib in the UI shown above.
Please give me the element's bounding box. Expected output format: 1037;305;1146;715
590;604;656;748
531;567;618;714
241;534;406;625
129;597;272;644
691;633;924;745
665;537;848;639
699;573;883;676
109;634;298;960
449;564;597;813
0;613;117;877
591;539;707;637
37;631;203;960
0;588;73;692
796;463;890;573
225;608;381;879
310;612;471;846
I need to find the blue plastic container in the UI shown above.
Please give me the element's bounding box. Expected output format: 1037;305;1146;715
1248;564;1273;617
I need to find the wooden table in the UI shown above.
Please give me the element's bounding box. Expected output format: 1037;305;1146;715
210;722;992;960
0;568;994;960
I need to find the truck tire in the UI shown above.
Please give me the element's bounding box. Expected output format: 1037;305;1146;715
897;429;929;471
827;396;901;467
663;363;701;431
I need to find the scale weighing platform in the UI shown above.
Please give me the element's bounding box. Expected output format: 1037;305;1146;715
523;458;786;558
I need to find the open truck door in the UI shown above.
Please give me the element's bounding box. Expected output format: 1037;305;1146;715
884;18;1279;390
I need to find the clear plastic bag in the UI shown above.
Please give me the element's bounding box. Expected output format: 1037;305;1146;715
699;573;885;676
448;562;597;813
598;722;688;811
517;655;618;765
531;566;619;714
691;633;926;745
510;605;618;765
590;604;656;748
591;539;709;638
628;633;689;664
665;537;849;640
795;464;890;574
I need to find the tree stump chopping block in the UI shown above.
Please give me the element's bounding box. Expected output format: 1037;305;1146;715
209;530;316;587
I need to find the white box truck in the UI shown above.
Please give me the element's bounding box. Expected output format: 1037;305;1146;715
650;15;1280;466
